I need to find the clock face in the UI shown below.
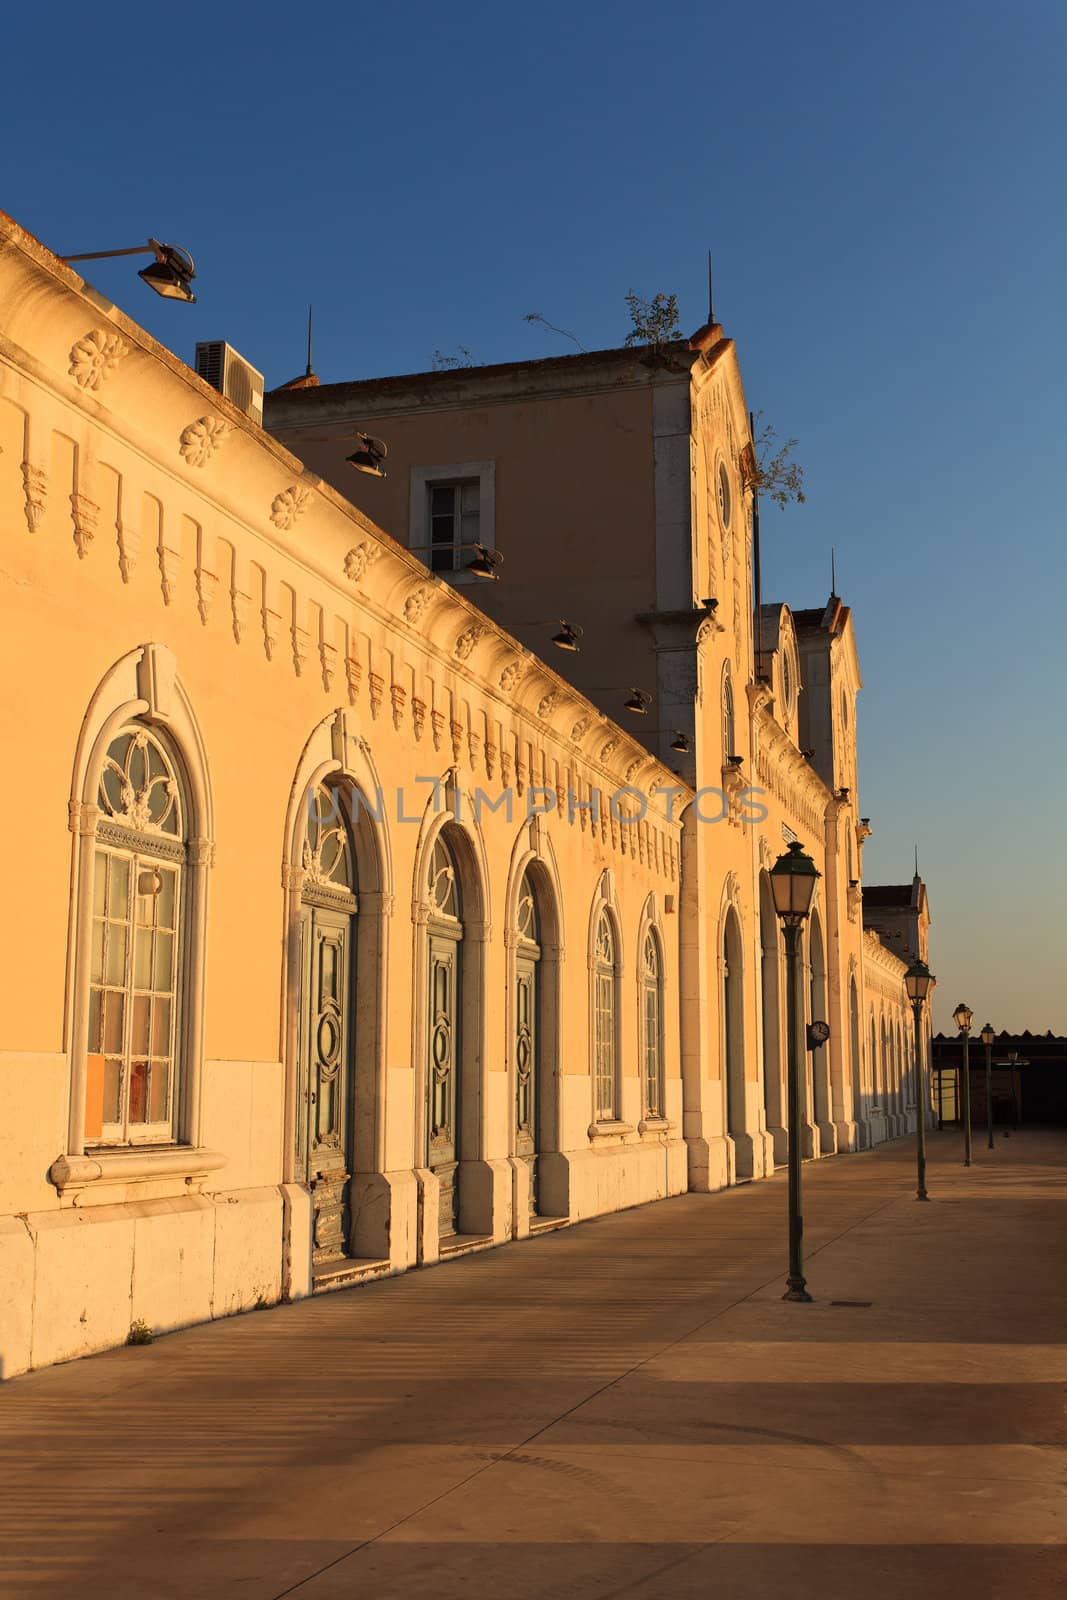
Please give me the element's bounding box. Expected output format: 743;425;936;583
717;462;732;528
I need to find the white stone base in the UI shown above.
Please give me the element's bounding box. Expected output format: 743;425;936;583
542;1135;688;1220
4;1188;284;1379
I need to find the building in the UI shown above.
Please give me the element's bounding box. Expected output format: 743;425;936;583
266;340;926;1172
932;1032;1067;1127
0;210;926;1379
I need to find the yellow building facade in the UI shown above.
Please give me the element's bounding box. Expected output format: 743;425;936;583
0;212;922;1378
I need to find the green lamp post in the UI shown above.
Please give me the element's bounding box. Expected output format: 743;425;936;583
952;1002;974;1166
769;841;820;1301
980;1022;996;1149
905;961;937;1200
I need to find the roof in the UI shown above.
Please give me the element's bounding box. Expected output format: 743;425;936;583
863;886;913;908
265;325;733;408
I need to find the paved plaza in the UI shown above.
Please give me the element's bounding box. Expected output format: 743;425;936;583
1;1130;1064;1599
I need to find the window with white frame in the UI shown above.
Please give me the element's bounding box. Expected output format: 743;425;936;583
641;928;664;1119
409;461;496;581
88;725;186;1145
593;909;619;1121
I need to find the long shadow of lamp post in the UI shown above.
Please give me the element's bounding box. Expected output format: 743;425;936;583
906;961;937;1199
769;840;820;1301
952;1002;974;1166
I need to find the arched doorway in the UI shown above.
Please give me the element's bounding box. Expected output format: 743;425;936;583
759;873;784;1165
723;907;747;1174
426;831;464;1237
296;782;358;1267
514;868;541;1213
809;910;832;1149
849;974;863;1146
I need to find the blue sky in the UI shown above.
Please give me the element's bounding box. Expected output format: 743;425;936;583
6;0;1065;1030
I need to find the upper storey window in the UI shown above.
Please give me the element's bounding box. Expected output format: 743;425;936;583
428;481;479;573
409;461;496;584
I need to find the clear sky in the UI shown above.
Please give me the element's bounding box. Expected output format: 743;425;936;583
6;0;1065;1032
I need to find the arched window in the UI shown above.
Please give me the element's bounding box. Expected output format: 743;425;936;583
641;928;664;1119
722;665;736;762
88;724;186;1144
593;909;619;1122
427;833;463;1235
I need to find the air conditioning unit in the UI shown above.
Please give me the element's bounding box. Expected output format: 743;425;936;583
194;341;265;426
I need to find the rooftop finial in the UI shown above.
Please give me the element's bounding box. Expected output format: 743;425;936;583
707;250;714;325
831;546;838;599
306;303;314;379
914;844;920;880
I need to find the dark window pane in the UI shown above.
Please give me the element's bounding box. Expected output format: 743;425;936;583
129;1061;148;1122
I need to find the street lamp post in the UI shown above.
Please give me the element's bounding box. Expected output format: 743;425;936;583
905;961;937;1200
980;1022;996;1150
953;1002;974;1166
769;841;821;1302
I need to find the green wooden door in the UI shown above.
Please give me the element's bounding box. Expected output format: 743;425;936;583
427;933;460;1236
515;953;539;1214
298;905;353;1263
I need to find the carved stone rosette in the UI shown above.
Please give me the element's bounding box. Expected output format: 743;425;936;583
179;416;230;468
343;542;382;585
454;624;489;661
270;486;310;531
403;587;431;625
68;329;130;390
499;660;527;694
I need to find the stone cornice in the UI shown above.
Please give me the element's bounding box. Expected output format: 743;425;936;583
0;212;687;830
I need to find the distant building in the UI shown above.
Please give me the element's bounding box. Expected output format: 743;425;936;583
932;1033;1067;1126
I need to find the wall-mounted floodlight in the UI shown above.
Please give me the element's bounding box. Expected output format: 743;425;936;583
624;688;652;715
466;544;503;580
346;433;388;477
60;238;197;303
551;621;583;652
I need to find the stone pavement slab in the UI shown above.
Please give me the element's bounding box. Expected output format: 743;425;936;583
1;1130;1065;1599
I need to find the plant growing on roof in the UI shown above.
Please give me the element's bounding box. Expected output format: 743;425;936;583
623;290;681;349
522;313;587;353
742;411;806;510
432;346;478;370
